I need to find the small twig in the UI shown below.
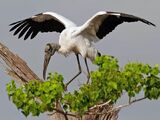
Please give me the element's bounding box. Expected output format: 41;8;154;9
48;108;69;120
89;100;111;110
131;97;147;103
64;114;69;120
86;97;147;115
48;108;78;118
113;96;147;111
48;108;64;116
48;111;57;116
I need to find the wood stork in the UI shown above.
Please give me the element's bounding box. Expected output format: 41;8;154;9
9;11;155;86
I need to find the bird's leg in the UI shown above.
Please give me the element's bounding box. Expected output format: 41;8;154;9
65;54;81;90
84;58;90;83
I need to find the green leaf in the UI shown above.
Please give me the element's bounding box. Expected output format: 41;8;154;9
108;81;118;90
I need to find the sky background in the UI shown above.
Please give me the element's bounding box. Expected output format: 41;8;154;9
0;0;160;120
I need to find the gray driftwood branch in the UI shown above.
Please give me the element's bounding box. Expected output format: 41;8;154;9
0;42;41;83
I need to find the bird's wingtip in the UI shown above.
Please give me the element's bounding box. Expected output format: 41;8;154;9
150;22;156;27
141;18;156;27
9;20;22;26
147;22;156;27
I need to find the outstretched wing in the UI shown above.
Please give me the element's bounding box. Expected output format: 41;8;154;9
9;12;76;40
80;11;155;42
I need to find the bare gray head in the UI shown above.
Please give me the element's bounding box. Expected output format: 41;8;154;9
43;43;60;80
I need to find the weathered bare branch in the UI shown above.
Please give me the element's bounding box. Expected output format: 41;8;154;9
0;42;41;83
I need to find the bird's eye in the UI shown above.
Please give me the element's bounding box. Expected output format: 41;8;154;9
45;44;52;52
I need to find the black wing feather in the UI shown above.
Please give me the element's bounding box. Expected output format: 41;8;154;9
24;27;32;40
10;20;27;32
96;11;155;39
13;22;28;35
96;15;123;39
9;13;65;40
31;30;39;39
9;20;24;26
18;24;30;39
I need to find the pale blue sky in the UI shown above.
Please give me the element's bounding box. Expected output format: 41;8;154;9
0;0;160;120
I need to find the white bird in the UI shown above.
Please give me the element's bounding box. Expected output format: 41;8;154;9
9;11;155;86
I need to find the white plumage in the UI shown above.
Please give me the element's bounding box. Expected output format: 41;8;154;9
9;11;155;85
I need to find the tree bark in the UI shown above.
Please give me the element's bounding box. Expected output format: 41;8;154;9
48;104;119;120
0;42;41;83
0;42;119;120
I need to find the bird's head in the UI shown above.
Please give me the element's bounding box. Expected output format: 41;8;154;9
43;43;60;80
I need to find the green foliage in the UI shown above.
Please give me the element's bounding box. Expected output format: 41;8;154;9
6;73;64;116
6;55;160;117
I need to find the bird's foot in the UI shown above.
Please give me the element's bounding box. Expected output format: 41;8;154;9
64;84;68;91
86;75;90;84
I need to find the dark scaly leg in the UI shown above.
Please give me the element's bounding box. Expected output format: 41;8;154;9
65;54;82;89
85;58;90;83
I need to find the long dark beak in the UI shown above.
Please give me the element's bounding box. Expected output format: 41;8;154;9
43;52;52;80
43;45;55;80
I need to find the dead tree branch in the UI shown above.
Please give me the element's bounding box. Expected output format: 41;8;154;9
0;42;41;83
